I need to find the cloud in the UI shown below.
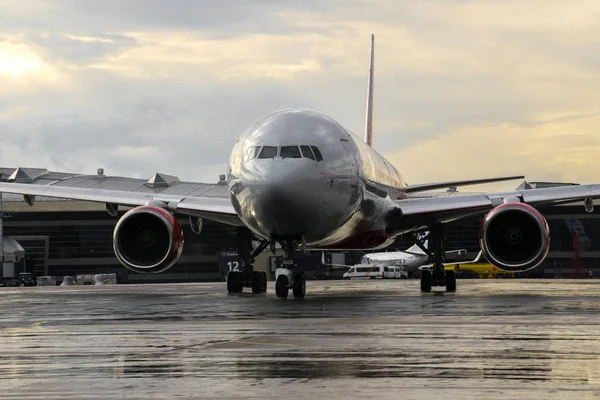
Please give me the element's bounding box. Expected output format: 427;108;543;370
0;0;599;191
387;111;600;191
0;36;63;84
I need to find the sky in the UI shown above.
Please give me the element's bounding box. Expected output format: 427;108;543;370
1;0;599;191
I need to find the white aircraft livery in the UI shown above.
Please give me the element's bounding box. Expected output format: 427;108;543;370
1;35;598;299
358;231;467;275
325;231;466;275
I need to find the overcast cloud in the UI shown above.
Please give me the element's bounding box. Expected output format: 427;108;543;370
0;0;599;189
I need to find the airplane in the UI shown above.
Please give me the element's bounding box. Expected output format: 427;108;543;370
325;231;467;275
1;34;599;299
358;231;466;275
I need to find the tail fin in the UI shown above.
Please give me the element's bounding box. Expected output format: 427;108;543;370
405;231;428;254
364;34;374;147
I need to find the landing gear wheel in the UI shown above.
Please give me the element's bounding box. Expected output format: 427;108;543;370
275;275;289;299
445;270;456;292
227;271;243;293
292;274;306;299
420;269;432;292
260;271;267;293
251;270;263;294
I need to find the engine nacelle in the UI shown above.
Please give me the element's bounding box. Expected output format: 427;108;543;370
113;206;184;274
480;203;550;272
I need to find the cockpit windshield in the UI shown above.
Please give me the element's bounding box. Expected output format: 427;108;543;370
310;146;323;161
251;145;323;161
245;146;262;161
258;146;278;159
300;145;315;160
280;146;301;159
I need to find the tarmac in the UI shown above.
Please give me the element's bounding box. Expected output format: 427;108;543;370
1;279;600;399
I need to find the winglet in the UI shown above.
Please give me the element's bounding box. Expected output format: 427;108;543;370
364;34;375;147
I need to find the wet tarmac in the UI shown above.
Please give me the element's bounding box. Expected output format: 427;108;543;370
1;279;600;399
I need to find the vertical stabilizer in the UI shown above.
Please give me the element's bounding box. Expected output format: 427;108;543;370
406;232;428;255
364;34;375;147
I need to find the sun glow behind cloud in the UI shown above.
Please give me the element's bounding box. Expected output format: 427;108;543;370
0;41;45;77
0;35;65;91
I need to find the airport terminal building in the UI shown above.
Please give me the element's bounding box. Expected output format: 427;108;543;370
0;167;598;282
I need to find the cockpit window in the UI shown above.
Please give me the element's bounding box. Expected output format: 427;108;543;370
244;147;253;161
280;146;301;159
245;146;261;161
310;146;323;162
258;146;278;159
300;145;315;160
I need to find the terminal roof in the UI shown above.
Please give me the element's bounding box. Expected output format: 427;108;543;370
7;168;49;183
145;173;180;188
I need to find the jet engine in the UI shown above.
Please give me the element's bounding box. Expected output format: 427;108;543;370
113;206;184;274
480;203;550;272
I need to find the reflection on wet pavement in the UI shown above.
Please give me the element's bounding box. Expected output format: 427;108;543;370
0;280;600;399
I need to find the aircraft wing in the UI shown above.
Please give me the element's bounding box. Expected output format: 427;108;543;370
0;182;242;226
405;175;524;193
389;183;600;232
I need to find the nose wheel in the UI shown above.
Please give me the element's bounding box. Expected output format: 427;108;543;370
275;269;306;299
292;273;307;299
274;240;307;299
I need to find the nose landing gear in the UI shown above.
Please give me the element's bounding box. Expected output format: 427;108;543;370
275;240;306;299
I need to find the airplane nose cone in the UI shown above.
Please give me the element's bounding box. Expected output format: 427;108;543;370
230;159;326;241
253;160;313;238
253;159;299;186
230;158;362;244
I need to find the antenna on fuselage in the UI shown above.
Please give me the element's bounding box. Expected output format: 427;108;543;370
364;34;374;148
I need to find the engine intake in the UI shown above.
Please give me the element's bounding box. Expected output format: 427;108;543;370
480;203;550;272
113;206;184;274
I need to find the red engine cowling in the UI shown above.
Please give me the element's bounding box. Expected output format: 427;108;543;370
480;203;550;272
113;206;184;274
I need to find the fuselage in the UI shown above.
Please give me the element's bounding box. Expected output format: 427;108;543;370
360;252;427;273
228;108;407;250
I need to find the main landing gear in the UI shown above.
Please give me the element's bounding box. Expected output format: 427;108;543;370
226;227;268;294
416;224;456;293
274;240;306;300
